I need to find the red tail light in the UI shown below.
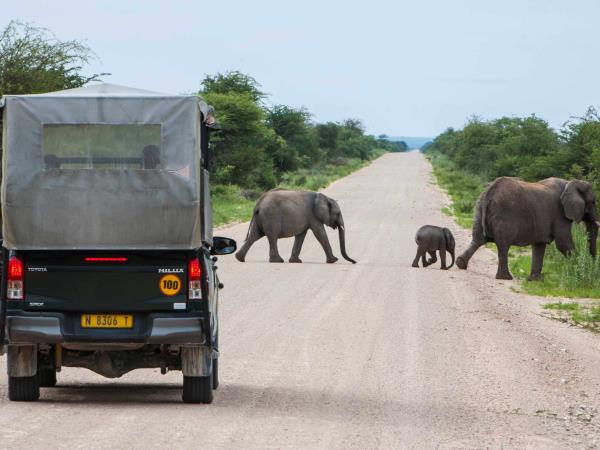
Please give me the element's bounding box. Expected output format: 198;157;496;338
7;256;24;299
85;257;128;262
188;257;202;299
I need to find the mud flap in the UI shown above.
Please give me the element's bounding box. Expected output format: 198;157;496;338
181;345;212;377
7;344;38;377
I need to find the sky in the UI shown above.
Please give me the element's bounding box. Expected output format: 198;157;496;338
4;0;600;137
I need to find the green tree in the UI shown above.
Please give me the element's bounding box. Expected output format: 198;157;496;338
200;71;264;103
266;105;321;170
0;21;105;97
202;90;276;189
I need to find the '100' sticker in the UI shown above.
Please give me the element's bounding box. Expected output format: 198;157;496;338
159;274;182;296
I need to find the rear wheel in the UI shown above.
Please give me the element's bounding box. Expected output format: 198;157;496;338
212;332;219;390
8;375;40;401
182;373;213;404
37;368;57;387
212;358;219;390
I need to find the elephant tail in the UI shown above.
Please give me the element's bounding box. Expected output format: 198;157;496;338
474;190;491;240
245;208;260;241
480;197;489;238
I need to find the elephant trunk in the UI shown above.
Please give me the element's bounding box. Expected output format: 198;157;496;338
585;218;599;257
338;225;357;264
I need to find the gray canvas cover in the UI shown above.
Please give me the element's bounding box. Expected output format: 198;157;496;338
1;83;209;250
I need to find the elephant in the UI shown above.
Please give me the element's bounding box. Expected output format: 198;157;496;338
456;177;600;281
411;225;455;270
234;189;357;264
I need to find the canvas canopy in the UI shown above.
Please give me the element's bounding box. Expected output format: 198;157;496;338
1;83;214;250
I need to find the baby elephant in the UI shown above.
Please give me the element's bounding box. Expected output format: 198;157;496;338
412;225;455;270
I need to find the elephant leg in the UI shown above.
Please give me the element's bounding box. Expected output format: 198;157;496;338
495;243;513;280
456;219;487;270
235;222;264;262
289;230;308;263
267;235;284;263
421;251;429;267
439;248;448;270
528;243;546;281
426;251;437;267
555;233;574;257
412;246;425;268
312;224;338;263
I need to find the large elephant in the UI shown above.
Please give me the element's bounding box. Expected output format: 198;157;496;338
235;189;357;264
456;177;599;280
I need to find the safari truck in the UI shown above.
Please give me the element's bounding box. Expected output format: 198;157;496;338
0;83;236;403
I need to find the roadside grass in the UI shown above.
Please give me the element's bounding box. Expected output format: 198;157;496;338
212;153;384;227
543;301;600;330
427;152;483;229
509;226;600;299
427;150;600;300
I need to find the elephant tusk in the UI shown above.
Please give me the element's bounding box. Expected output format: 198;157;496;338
339;225;345;231
596;221;600;228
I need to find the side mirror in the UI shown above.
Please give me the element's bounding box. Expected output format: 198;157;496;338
211;236;237;255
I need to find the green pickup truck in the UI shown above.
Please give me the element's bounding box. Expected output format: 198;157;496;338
0;83;236;404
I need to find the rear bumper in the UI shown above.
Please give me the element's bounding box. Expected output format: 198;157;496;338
6;311;205;345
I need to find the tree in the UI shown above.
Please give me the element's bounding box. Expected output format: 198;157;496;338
202;91;276;189
266;105;321;170
200;71;265;103
0;21;105;97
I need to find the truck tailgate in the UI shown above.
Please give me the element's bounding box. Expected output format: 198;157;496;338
22;251;189;312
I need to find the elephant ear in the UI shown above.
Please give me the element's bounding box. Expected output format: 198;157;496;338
443;227;455;251
313;193;331;225
561;180;588;223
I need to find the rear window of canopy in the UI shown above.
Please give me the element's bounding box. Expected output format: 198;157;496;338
42;124;162;170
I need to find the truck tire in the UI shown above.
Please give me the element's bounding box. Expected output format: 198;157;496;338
38;369;57;387
8;375;40;401
212;358;219;390
182;374;213;404
212;332;219;390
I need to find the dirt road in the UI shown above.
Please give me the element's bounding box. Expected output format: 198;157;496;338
1;152;600;449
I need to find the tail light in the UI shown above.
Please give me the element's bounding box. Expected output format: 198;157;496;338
188;257;202;299
7;256;24;300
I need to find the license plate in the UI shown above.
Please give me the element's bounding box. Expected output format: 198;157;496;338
81;314;133;329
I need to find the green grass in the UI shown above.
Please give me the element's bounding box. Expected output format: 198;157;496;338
211;153;384;227
211;184;256;227
427;152;484;229
543;301;600;329
510;226;600;298
427;150;600;300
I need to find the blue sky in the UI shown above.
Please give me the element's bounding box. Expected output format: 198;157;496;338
4;0;600;137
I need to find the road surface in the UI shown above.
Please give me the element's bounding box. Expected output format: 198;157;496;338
1;152;600;449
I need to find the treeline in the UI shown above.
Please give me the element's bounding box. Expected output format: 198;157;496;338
199;71;406;190
423;110;600;191
0;21;404;192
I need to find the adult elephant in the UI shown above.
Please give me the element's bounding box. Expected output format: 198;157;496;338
235;189;357;264
456;177;599;280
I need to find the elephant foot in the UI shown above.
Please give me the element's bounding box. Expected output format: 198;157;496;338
440;266;449;270
269;256;285;263
456;256;468;270
326;256;339;264
528;273;543;282
411;262;419;268
289;257;302;263
495;271;513;281
235;252;245;262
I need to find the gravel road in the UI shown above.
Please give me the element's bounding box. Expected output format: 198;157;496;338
1;151;600;449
